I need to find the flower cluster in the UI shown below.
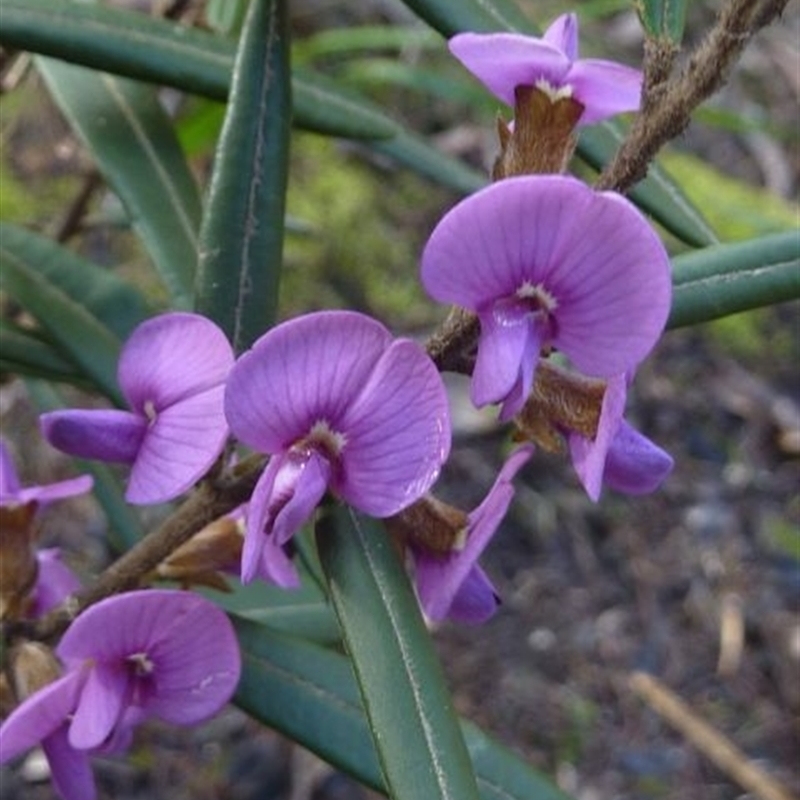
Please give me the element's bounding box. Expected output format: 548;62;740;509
0;590;240;800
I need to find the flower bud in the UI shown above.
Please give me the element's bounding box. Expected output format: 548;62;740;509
0;502;39;621
7;641;62;702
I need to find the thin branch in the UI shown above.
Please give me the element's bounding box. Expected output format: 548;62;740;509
597;0;790;193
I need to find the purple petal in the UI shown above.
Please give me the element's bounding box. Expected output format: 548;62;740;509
603;421;674;495
544;13;578;61
569;374;627;501
414;445;533;623
337;339;451;516
136;592;240;725
14;474;94;508
445;566;499;624
0;670;84;763
421;176;671;380
42;725;97;800
43;725;96;800
40;409;146;464
57;591;239;729
0;439;21;497
125;386;229;504
242;450;330;586
471;307;531;411
226;311;393;454
68;664;127;750
567;60;642;124
31;549;82;617
448;32;570;106
118;312;233;413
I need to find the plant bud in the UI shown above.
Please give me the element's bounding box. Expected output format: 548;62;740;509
7;641;62;702
0;502;39;621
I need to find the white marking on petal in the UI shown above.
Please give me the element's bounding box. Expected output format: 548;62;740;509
516;281;559;312
534;78;574;101
307;419;348;458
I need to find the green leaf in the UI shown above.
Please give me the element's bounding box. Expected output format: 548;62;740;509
397;0;534;37
205;0;250;36
668;231;800;328
234;617;385;792
0;0;394;141
0;223;152;341
316;506;481;800
234;616;574;800
195;0;291;350
0;320;91;387
578;124;718;247
636;0;688;44
25;380;146;553
36;58;202;308
0;236;123;405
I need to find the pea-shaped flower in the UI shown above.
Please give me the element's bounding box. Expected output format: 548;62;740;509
0;590;240;800
421;175;671;420
449;12;642;126
224;311;451;586
40;312;234;504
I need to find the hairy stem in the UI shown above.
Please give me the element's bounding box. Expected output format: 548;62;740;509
597;0;789;193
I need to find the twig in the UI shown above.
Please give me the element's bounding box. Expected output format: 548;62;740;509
597;0;790;193
629;671;797;800
8;454;265;644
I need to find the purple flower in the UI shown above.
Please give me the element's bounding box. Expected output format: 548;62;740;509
0;438;92;508
410;445;533;624
449;13;642;125
421;175;671;420
224;311;451;586
30;548;82;617
0;590;240;800
568;373;673;500
40;313;234;504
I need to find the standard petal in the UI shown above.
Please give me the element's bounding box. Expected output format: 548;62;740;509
40;409;146;464
544;13;578;61
337;339;451;516
141;592;240;726
421;176;586;310
125;386;229;504
567;60;642;124
569;374;627;501
225;311;393;454
0;670;84;763
544;186;671;376
448;33;570;106
603;421;674;495
68;663;127;750
118;312;233;413
31;549;82;617
43;726;96;800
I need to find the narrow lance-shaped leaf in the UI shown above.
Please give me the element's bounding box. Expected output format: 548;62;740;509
0;222;152;341
316;506;481;800
1;0;715;244
234;616;574;800
396;0;534;36
637;0;689;45
668;230;800;328
36;58;202;308
195;0;291;351
579;124;718;248
0;320;91;388
0;0;393;141
0;241;123;405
